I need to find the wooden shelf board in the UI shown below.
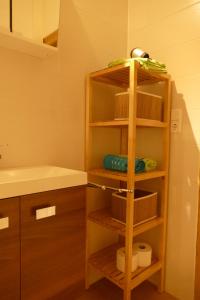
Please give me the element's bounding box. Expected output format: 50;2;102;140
137;90;163;100
88;243;162;290
137;67;170;85
88;169;166;182
88;208;164;237
89;119;166;128
136;118;167;128
88;209;126;236
89;120;128;127
88;169;127;181
135;170;166;181
90;63;130;80
90;62;170;87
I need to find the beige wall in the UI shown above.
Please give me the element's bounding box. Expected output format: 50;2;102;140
13;0;34;38
43;0;60;36
0;0;128;170
128;1;200;299
0;0;9;31
12;0;60;42
33;0;60;42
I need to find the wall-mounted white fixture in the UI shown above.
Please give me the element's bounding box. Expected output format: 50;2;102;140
0;0;60;46
0;0;60;57
171;109;182;133
0;29;58;58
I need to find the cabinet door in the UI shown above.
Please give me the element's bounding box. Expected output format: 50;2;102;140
21;187;86;300
0;197;20;300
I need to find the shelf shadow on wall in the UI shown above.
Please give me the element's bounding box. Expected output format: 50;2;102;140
166;81;199;300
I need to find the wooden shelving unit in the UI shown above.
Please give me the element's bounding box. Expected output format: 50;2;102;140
85;60;171;300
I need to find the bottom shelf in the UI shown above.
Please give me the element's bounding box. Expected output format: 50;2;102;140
88;244;162;290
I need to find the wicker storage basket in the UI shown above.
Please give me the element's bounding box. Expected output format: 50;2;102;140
111;189;158;226
114;91;163;121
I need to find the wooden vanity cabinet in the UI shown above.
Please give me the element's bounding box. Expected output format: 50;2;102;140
20;187;86;300
0;197;20;300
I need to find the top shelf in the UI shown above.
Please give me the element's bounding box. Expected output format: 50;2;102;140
90;62;170;88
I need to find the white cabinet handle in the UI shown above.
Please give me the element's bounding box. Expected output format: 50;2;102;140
36;206;56;220
0;217;9;230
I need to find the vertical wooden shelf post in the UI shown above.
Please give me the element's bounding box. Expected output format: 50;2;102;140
123;61;137;300
85;74;92;289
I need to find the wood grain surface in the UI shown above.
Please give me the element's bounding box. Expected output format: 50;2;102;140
0;197;20;300
51;279;177;300
20;187;86;300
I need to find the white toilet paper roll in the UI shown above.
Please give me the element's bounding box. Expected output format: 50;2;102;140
116;247;138;273
133;242;152;267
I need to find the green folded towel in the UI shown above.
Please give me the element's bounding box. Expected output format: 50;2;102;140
143;158;157;171
108;58;167;73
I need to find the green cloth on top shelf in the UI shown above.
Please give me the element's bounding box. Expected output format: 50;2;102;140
143;158;157;171
108;58;167;73
108;58;127;68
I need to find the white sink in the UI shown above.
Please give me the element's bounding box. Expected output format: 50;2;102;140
0;166;87;199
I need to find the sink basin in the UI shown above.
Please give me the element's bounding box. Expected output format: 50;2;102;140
0;166;87;199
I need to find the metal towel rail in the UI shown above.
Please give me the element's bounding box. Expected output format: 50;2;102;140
88;182;133;194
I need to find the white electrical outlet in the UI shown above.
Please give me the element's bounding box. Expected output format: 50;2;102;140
171;120;179;132
171;109;182;133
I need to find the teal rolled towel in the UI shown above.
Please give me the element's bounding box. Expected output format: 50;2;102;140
103;155;127;172
135;158;145;173
103;155;145;173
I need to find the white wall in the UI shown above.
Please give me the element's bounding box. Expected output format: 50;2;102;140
128;1;200;299
12;0;60;42
43;0;60;36
13;0;34;39
32;0;60;42
0;0;128;171
0;0;10;31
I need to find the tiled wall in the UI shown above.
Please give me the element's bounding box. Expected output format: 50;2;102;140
128;1;200;299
